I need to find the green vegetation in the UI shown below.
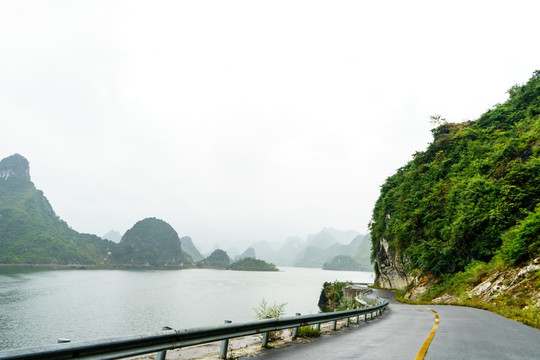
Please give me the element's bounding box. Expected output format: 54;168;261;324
0;154;195;268
114;217;192;266
370;71;540;276
0;154;115;265
323;255;364;271
253;298;287;341
228;257;278;271
318;280;357;312
370;71;540;328
197;249;230;269
296;325;321;338
395;261;540;329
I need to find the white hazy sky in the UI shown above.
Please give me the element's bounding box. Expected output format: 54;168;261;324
1;1;539;252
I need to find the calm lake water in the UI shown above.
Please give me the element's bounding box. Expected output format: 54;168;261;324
0;267;374;350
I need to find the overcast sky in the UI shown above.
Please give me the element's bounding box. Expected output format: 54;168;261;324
1;1;539;252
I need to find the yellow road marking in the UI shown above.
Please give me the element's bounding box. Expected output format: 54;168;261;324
414;307;439;360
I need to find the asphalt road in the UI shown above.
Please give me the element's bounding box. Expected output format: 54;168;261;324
241;289;540;360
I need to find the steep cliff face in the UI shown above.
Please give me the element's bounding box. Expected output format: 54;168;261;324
374;238;410;289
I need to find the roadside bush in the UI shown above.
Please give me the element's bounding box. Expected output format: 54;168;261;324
253;299;287;341
296;325;320;338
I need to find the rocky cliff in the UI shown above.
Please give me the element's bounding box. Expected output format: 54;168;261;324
373;238;410;289
0;153;30;181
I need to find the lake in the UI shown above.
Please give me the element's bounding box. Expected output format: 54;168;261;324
0;267;374;350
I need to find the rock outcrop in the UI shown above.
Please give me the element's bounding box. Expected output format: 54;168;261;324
374;238;411;289
0;153;30;181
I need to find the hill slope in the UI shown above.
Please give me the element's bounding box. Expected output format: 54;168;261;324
179;236;204;262
115;218;192;266
370;71;540;289
0;154;197;268
0;154;114;264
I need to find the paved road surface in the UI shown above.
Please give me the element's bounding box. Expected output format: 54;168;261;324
241;289;540;359
426;305;539;360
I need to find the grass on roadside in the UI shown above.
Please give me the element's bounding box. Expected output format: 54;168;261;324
296;325;321;338
394;261;540;329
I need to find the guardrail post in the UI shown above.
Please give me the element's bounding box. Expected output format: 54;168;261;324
332;309;338;330
346;308;350;327
355;307;360;324
291;313;301;339
315;311;322;331
156;327;173;360
220;320;233;359
261;316;271;348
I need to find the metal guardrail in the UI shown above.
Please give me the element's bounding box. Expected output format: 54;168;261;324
0;291;388;360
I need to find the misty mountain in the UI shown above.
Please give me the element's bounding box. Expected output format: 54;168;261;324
248;240;280;263
0;154;115;264
234;247;256;262
114;218;192;266
0;154;204;268
180;236;204;262
102;230;122;243
225;246;240;260
352;234;372;269
0;153;369;270
294;233;371;268
197;249;230;269
305;230;337;249
273;236;304;265
323;234;373;271
239;229;372;269
310;228;360;245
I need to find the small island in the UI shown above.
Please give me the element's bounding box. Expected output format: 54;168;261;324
228;257;278;271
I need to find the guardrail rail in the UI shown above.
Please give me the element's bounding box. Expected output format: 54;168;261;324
0;289;388;360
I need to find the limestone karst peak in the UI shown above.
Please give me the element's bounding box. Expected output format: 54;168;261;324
0;153;31;181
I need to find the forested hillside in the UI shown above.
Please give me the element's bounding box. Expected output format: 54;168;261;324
0;155;198;267
113;217;192;266
0;154;114;264
371;70;539;285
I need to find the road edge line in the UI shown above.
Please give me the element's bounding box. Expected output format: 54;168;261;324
414;307;439;360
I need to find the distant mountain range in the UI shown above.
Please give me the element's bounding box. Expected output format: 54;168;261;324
241;228;372;270
0;153;372;271
102;230;122;243
0;154;191;267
